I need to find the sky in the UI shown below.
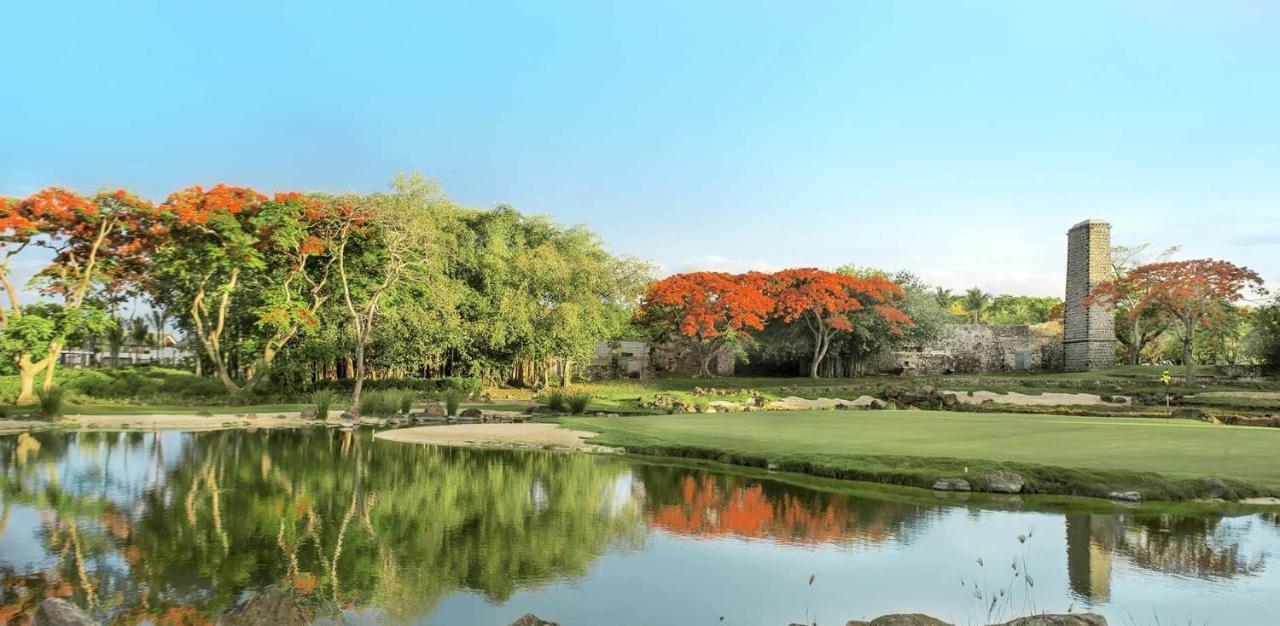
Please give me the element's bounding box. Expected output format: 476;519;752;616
2;1;1278;297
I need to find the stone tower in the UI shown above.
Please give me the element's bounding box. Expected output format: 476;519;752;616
1064;219;1115;371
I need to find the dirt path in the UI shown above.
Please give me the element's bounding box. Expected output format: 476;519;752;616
375;423;613;452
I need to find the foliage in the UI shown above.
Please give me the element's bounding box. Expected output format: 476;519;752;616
1247;295;1280;374
637;272;774;377
766;268;910;378
1104;259;1265;382
311;389;335;420
566;393;592;415
358;389;404;418
443;389;461;416
35;385;64;418
959;288;991;323
545;390;568;413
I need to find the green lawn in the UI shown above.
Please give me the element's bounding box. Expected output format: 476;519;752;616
561;410;1280;500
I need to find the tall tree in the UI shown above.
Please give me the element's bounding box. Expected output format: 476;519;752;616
960;287;991;324
1118;259;1264;383
329;174;448;404
766;268;911;378
0;189;149;402
151;186;335;394
637;272;773;377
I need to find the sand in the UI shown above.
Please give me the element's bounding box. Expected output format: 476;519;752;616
375;423;613;452
954;391;1125;406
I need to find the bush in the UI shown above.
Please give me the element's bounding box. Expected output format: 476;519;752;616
399;391;415;415
693;397;710;413
439;376;484;400
442;389;462;416
567;393;591;415
37;385;65;418
358;390;401;418
312;389;335;420
545;390;568;413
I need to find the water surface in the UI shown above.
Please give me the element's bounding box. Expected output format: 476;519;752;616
1;429;1276;624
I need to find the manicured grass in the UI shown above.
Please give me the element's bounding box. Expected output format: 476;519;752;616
561;410;1280;500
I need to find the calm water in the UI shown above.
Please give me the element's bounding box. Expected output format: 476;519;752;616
1;430;1277;625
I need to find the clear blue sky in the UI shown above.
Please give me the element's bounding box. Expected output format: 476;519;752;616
3;1;1277;296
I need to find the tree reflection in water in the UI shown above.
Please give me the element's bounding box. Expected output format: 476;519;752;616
0;431;1273;624
0;430;642;624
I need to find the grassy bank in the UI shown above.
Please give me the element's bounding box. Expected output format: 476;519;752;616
560;410;1280;501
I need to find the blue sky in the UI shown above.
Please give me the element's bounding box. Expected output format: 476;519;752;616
2;1;1277;296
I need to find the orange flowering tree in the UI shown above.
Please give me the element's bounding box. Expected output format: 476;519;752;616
767;268;911;378
0;188;155;402
637;271;774;377
149;185;335;394
1114;259;1264;383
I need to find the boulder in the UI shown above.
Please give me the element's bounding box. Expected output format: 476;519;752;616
1107;490;1142;503
424;401;447;417
508;615;559;626
869;398;888;410
869;615;952;626
999;615;1107;626
982;470;1026;494
217;588;308;626
338;410;357;420
33;598;97;626
940;392;959;408
460;408;483;418
300;407;317;419
931;478;971;492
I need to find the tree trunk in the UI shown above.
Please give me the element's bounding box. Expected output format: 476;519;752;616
1130;318;1143;365
697;343;714;378
42;340;63;391
17;364;38;405
1183;320;1196;385
351;338;367;407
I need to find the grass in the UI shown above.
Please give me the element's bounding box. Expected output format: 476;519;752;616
560;410;1280;501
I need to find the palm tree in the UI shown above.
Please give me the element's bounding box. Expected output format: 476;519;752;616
962;288;991;324
148;308;168;349
129;317;151;348
932;287;953;309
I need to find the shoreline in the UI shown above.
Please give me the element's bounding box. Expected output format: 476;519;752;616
374;423;616;453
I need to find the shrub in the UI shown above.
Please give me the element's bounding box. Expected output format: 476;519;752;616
440;376;485;400
37;386;65;418
444;389;462;416
358;390;401;418
312;389;335;420
399;391;415;415
567;393;591;415
693;397;710;413
545;390;568;413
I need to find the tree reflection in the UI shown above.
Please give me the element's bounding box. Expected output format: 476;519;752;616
634;466;927;546
0;430;641;624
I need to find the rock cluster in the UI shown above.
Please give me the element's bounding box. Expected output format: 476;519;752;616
878;385;961;410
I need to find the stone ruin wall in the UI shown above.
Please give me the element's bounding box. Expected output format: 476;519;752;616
873;322;1065;375
1064;220;1116;371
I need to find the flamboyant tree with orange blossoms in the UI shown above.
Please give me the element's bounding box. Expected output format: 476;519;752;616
148;185;336;395
0;188;156;402
1111;259;1265;383
637;271;774;377
766;268;912;378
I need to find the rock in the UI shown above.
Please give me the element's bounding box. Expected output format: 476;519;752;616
217;588;307;626
869;398;888;410
424;401;447;417
940;392;959;408
982;470;1026;494
508;615;559;626
339;410;357;420
931;478;971;492
869;615;953;626
1201;477;1229;499
460;408;483;418
999;615;1107;626
1108;490;1142;503
33;598;97;626
300;407;317;419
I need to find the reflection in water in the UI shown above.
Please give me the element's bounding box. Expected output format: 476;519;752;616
636;468;927;547
1067;513;1267;603
0;430;1276;624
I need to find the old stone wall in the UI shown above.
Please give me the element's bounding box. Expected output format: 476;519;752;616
874;322;1064;374
585;339;736;379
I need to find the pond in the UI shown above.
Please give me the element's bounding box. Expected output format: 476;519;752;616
1;429;1277;625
